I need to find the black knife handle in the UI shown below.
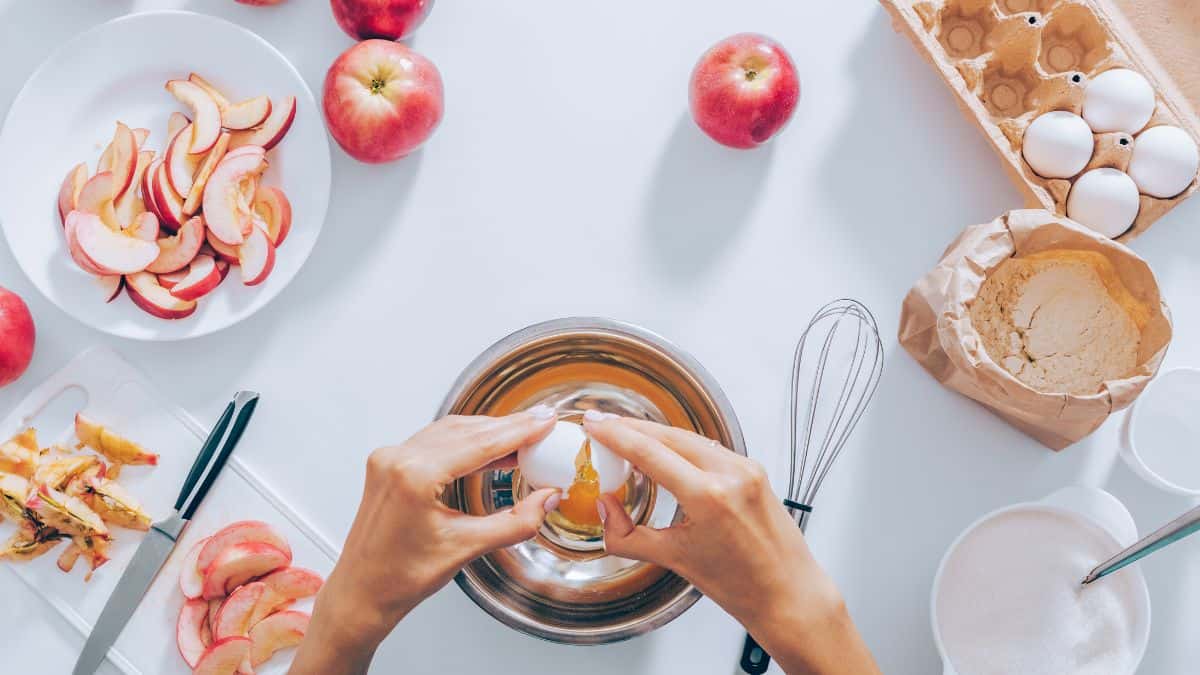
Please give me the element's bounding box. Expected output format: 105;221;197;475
739;633;771;674
176;391;260;520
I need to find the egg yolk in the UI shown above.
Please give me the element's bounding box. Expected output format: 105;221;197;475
555;438;626;527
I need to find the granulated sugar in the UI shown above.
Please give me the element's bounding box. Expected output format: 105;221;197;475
936;509;1144;675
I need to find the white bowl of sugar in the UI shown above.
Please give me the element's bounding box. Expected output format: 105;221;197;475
931;486;1151;675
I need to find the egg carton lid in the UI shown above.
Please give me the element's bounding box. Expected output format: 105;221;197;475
1106;0;1200;130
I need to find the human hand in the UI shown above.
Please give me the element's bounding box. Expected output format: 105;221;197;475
583;412;879;675
291;409;559;675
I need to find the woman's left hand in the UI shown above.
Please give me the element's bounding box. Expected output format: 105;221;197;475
291;408;559;675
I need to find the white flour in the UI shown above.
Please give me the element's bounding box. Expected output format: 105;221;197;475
936;509;1144;675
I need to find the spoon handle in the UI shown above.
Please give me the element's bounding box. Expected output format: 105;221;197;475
1082;504;1200;584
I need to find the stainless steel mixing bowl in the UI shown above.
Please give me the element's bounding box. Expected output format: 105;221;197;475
438;317;746;644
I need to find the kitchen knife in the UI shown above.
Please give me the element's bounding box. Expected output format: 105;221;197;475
72;390;260;675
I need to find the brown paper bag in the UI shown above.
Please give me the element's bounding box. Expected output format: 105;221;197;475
898;209;1172;450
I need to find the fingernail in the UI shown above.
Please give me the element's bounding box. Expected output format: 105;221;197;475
584;409;616;423
543;492;561;513
529;404;555;420
596;499;607;525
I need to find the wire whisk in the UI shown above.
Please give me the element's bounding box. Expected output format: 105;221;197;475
784;298;884;532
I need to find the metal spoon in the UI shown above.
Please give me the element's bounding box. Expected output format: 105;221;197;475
1082;504;1200;584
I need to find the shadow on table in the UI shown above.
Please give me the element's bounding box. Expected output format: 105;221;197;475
816;11;1018;296
639;114;772;284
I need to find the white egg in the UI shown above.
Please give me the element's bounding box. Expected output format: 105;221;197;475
1066;168;1140;238
1022;111;1094;178
518;420;631;494
1128;125;1199;198
1082;69;1156;134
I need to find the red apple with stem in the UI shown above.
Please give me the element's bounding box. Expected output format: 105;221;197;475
330;0;434;41
323;39;443;163
0;286;35;387
689;33;799;149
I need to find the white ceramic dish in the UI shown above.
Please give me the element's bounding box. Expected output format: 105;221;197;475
0;10;330;341
1123;367;1200;496
929;486;1151;675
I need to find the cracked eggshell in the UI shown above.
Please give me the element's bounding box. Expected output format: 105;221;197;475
1067;168;1140;238
1129;125;1200;199
589;436;631;494
518;421;582;492
1082;69;1155;134
1022;111;1094;179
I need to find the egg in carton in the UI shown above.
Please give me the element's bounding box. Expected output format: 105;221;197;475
880;0;1200;242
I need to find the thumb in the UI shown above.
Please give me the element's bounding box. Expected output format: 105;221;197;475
456;488;559;558
597;494;675;567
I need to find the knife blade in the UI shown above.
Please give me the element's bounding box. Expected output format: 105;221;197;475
72;391;259;675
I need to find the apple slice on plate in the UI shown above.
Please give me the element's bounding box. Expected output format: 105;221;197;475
229;95;296;151
203;148;267;245
237;226;276;286
201;541;290;599
64;212;109;275
187;73;231;108
146;215;205;274
113;150;155;228
188;74;274;131
98;275;123;303
165;123;203;198
205;230;241;264
76;172;121;230
167;111;190;139
192;637;251;675
141;159;163;222
152;163;187;232
123;212;159;242
213;581;266;640
253;186;292;246
95;122;138;201
72;211;159;274
178;598;212;668
58;162;88;226
125;272;197;319
158;269;188;290
170;254;222;301
248;610;309;667
181;537;210;599
183;132;230;216
166;79;222;154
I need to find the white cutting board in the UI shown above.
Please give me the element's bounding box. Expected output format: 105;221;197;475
0;346;338;674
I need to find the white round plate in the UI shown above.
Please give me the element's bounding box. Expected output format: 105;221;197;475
0;10;330;340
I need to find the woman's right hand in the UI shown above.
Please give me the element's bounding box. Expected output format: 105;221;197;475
583;411;879;675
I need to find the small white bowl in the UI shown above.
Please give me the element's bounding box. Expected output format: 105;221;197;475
1123;367;1200;497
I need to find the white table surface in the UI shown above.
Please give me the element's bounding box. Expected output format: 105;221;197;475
1;1;1198;673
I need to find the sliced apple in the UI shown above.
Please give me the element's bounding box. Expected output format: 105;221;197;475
114;150;155;227
205;230;241;264
58;162;89;226
202;148;266;245
229;95;296;151
74;413;159;466
170;254;221;301
73;210;159;274
181;537;210;599
248;610;309;667
76;172;120;230
165;123;202;198
249;567;323;625
178;598;211;668
99;122;138;201
99;275;123;303
125;271;197;320
64;213;108;275
146;215;205;274
253;186;291;246
141;159;162;221
158;269;188;289
208;598;223;636
198;521;292;574
183;132;230;216
215;258;231;282
166;79;222;155
152;163;187;232
193;637;251;675
223;96;271;131
201;542;291;599
133;127;150;148
237;225;275;286
188;73;232;107
213;581;266;640
124;211;159;242
167;111;190;138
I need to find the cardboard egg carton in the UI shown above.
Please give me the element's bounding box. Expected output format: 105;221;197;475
880;0;1200;241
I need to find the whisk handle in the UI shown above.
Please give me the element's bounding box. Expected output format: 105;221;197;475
738;634;771;674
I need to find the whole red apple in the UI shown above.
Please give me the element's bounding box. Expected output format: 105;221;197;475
331;0;434;41
323;39;443;163
0;286;34;388
689;33;800;149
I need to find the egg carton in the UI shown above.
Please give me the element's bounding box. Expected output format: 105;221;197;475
880;0;1200;241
